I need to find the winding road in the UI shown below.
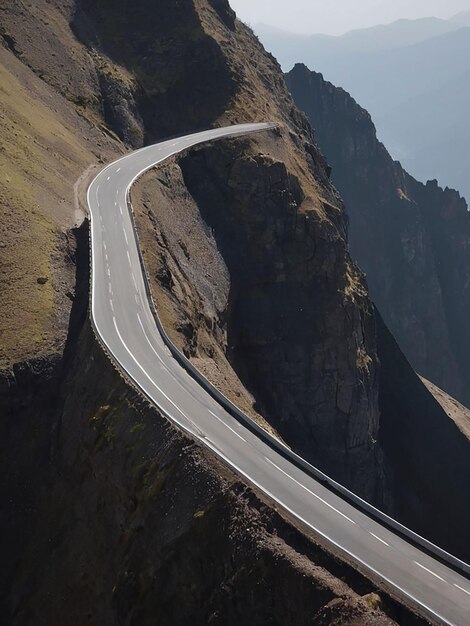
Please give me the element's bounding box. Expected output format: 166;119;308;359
87;123;470;626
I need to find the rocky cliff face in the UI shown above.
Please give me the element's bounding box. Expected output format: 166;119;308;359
3;315;413;626
133;136;470;563
134;138;384;503
285;63;470;408
179;141;383;501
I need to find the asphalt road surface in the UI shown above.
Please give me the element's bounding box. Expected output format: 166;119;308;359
88;123;470;625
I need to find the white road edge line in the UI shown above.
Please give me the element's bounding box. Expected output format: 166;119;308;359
216;446;457;626
264;457;356;525
113;317;189;421
369;532;389;547
137;313;219;413
413;561;447;583
136;313;166;366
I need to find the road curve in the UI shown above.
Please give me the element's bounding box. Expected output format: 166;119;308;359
88;123;470;626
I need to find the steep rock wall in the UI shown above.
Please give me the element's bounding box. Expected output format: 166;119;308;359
180;140;382;500
132;131;384;505
285;63;470;407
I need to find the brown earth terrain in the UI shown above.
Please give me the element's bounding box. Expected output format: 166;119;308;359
0;45;121;370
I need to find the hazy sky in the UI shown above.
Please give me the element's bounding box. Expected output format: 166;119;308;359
229;0;470;35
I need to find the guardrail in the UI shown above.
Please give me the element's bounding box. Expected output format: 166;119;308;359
123;133;470;581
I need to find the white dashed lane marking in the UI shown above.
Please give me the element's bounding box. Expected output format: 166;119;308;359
209;410;247;443
369;532;389;547
264;457;356;524
413;561;446;583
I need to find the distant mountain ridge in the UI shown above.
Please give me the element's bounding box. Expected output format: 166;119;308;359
256;17;463;67
257;17;470;202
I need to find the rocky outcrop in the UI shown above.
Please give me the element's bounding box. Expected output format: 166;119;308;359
0;355;61;619
285;63;470;407
179;141;383;502
72;0;238;142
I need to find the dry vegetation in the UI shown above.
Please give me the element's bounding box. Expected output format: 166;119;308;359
0;46;120;370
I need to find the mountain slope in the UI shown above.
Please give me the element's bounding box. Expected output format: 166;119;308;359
1;2;470;622
286;63;470;406
0;43;120;371
1;0;387;498
0;1;394;620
